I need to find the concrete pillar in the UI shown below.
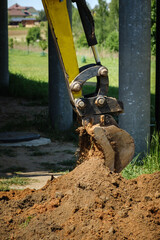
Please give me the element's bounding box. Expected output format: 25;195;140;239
119;0;151;154
0;0;9;90
48;0;73;131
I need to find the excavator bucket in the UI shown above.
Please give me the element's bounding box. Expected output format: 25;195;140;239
78;123;135;173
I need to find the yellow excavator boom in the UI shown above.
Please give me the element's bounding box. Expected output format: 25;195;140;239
42;0;81;98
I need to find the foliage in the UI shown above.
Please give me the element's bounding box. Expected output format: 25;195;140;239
76;33;88;48
108;0;119;32
39;40;48;53
105;30;119;52
151;0;156;55
94;0;109;45
71;0;118;50
26;27;41;53
122;132;160;179
9;38;14;49
8;14;11;25
19;23;24;28
26;27;41;44
37;10;47;21
72;5;83;40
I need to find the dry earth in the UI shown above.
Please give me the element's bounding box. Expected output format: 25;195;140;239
0;156;160;240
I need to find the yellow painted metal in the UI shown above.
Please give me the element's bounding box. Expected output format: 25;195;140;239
42;0;81;98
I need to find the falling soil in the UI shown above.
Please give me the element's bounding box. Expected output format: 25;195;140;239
0;155;160;240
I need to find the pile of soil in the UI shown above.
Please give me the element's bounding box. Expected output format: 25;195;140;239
0;156;160;240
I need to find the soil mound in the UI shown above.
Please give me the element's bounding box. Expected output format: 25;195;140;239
0;157;160;240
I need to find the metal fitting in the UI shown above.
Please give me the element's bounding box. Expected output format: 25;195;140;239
98;67;108;77
95;96;106;107
71;82;81;92
76;99;86;109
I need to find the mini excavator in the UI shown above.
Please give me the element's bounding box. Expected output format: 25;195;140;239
42;0;135;172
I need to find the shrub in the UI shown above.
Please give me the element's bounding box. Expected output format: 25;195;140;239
39;40;48;56
26;27;41;43
19;23;24;28
39;40;48;52
9;38;14;49
105;31;119;52
76;33;88;48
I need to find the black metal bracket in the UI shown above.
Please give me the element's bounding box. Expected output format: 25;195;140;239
70;64;123;119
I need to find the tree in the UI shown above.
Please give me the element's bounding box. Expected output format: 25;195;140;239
37;10;47;21
26;36;31;54
94;0;109;45
105;0;119;51
39;40;48;56
76;33;88;48
26;27;41;54
72;5;83;41
105;30;119;51
26;27;41;43
8;14;11;25
9;38;14;50
108;0;119;32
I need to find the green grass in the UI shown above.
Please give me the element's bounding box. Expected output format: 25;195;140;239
7;49;156;123
122;132;160;179
8;48;155;95
9;49;48;82
0;176;30;191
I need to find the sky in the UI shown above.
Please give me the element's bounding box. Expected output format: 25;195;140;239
8;0;110;11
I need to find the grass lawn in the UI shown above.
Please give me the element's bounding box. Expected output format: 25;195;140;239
9;48;155;91
9;49;48;82
8;48;156;113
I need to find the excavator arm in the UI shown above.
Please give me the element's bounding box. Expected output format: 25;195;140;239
42;0;135;172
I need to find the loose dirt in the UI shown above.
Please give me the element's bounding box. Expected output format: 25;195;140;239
0;96;160;239
0;157;160;240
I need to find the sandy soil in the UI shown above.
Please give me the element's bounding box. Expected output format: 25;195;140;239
0;157;160;240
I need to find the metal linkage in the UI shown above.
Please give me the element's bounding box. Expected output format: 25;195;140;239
70;64;123;120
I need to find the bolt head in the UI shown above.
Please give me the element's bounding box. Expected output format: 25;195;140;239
71;82;81;92
95;96;106;107
76;99;85;109
99;67;108;77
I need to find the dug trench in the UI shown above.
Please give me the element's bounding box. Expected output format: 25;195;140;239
0;137;160;240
